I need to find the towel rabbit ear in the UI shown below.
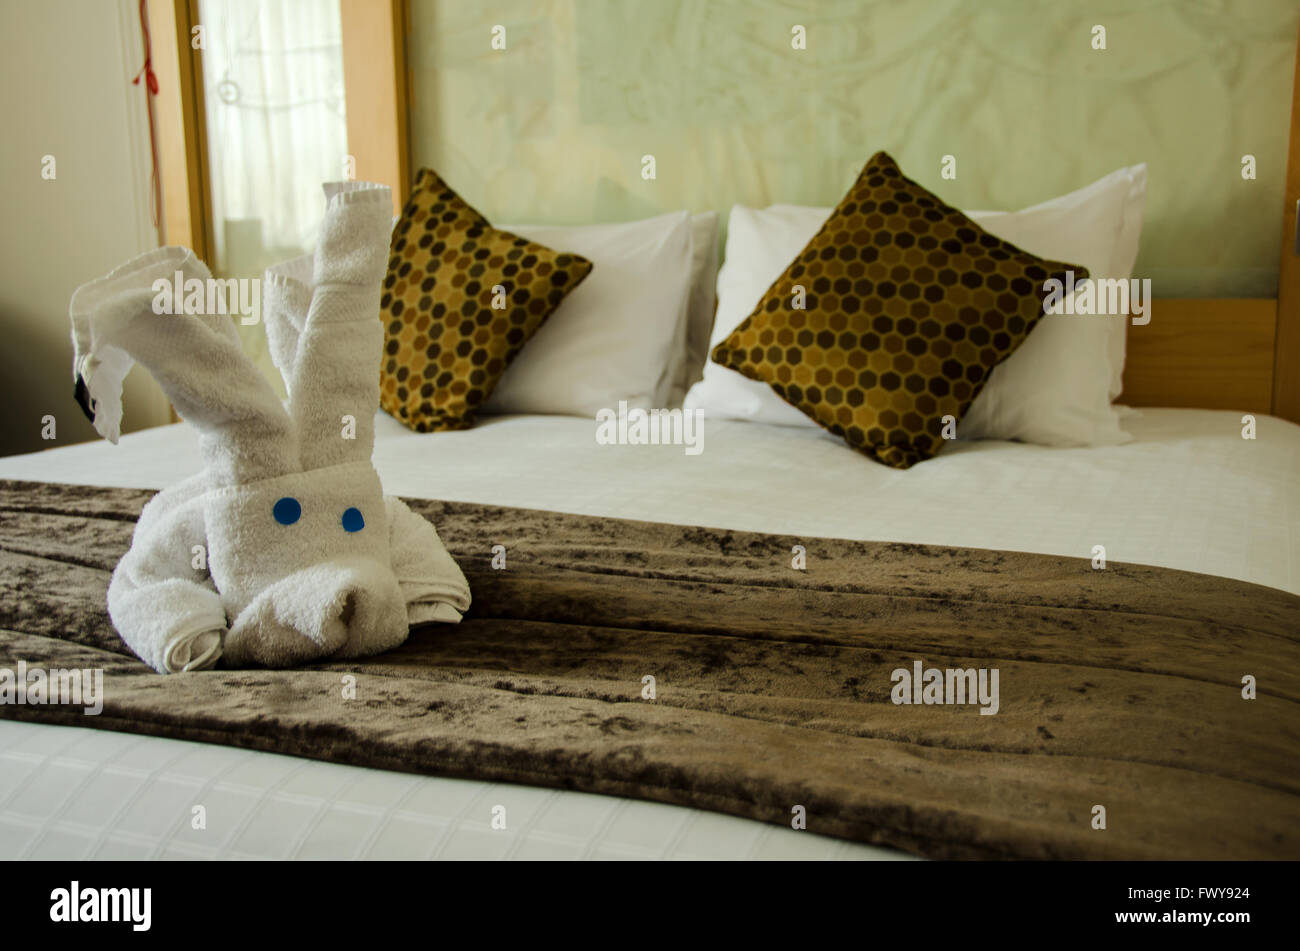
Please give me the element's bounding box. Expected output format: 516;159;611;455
262;251;313;392
282;181;393;471
69;246;298;486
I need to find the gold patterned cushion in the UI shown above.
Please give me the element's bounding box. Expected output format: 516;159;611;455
380;168;593;431
711;152;1087;469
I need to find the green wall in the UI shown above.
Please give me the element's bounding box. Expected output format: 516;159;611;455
409;0;1298;297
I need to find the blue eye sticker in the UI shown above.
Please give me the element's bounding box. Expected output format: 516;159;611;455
341;507;365;533
273;497;301;525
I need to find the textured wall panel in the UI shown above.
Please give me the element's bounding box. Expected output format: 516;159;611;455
409;0;1298;297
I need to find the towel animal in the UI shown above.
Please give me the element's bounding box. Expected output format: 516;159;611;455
69;181;471;673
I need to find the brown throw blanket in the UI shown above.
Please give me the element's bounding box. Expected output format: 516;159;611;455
0;478;1296;860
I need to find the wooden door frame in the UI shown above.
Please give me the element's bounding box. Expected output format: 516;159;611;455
145;0;212;260
339;0;410;215
149;0;411;246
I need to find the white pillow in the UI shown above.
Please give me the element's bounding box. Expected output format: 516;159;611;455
968;163;1147;405
1109;166;1149;398
666;212;720;406
484;211;695;417
686;204;832;428
685;165;1148;447
961;163;1146;445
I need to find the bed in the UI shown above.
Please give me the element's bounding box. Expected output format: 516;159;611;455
5;4;1299;860
1;404;1297;860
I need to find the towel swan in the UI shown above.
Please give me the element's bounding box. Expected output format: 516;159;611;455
69;181;471;673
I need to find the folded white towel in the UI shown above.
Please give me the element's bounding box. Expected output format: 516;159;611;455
72;182;471;673
107;473;226;673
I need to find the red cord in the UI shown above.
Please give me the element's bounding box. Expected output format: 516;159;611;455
131;0;162;233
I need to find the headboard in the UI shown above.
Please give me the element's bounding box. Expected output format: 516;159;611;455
339;0;1300;424
1123;14;1300;422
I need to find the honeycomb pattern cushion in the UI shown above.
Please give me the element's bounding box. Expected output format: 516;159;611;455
711;152;1087;469
380;168;593;431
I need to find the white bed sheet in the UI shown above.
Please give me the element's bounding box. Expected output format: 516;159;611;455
4;406;1297;593
0;721;897;861
1;407;1296;860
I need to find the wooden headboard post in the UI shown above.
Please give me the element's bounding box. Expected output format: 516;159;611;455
1273;18;1300;424
1122;20;1300;423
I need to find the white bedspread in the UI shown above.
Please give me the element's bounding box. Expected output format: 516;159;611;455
2;407;1296;860
4;406;1297;592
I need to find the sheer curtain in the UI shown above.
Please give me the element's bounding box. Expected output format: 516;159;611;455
198;0;348;390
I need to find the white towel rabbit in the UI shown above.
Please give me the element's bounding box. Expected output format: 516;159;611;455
69;182;471;673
